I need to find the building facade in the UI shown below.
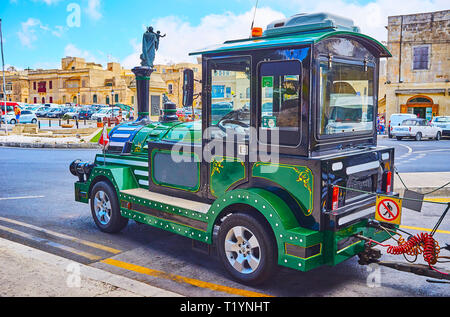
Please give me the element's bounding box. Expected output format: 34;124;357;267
0;57;166;116
154;61;202;108
383;10;450;121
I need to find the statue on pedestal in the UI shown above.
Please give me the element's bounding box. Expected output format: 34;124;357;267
140;26;166;68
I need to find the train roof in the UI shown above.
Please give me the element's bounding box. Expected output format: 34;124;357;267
190;13;391;58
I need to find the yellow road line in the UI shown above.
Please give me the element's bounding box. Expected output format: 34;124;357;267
101;258;273;298
400;225;450;235
0;216;121;254
0;224;102;261
424;198;450;203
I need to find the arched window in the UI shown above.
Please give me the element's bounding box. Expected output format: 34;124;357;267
106;96;110;105
93;94;98;103
42;97;45;104
407;96;433;104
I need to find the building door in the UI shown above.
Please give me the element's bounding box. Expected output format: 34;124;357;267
402;96;438;120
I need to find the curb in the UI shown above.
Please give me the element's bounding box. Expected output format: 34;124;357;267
0;142;100;149
0;237;182;297
394;186;450;198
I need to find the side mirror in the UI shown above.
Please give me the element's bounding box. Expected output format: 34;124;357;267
183;69;194;107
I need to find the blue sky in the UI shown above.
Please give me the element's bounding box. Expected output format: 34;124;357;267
1;0;448;70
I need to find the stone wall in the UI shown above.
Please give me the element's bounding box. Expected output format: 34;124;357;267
383;10;449;122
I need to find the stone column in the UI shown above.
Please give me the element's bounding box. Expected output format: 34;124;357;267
132;66;154;121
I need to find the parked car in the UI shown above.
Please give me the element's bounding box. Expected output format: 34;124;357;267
91;107;126;121
1;111;38;124
46;107;67;118
388;113;417;138
24;105;41;113
79;108;95;120
65;108;81;119
391;118;443;141
35;106;52;117
431;116;450;137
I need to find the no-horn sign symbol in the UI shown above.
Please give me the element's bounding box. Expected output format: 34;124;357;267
375;196;403;225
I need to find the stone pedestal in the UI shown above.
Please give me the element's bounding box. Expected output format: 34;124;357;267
132;66;154;121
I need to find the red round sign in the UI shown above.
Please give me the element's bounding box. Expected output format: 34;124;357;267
377;198;400;222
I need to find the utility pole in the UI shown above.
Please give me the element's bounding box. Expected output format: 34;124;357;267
0;19;8;135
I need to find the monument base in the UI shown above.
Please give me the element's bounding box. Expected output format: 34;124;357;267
132;66;154;121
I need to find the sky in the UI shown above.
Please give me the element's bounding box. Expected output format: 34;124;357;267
1;0;449;70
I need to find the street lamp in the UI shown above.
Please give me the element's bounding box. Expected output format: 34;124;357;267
111;89;114;121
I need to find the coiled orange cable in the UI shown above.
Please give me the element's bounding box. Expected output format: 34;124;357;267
367;233;447;275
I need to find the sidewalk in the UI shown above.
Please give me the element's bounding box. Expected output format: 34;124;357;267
0;128;102;149
395;172;450;197
0;237;181;297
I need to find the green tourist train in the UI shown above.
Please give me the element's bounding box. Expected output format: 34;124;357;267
70;13;396;285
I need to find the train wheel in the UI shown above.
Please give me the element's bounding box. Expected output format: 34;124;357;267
217;213;277;285
90;181;128;233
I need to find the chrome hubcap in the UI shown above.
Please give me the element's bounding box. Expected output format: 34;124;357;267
94;190;112;225
224;226;261;274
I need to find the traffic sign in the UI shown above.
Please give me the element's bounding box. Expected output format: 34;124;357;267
375;196;402;225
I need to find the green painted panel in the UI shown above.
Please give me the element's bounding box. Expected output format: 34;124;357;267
74;182;89;204
252;162;314;216
108;166;139;191
207;188;326;271
210;156;246;198
162;121;202;144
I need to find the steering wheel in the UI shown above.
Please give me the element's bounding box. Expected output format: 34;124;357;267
217;119;250;133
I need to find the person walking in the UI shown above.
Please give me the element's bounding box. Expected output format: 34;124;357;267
380;116;385;135
14;106;21;124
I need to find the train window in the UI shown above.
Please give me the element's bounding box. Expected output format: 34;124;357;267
208;56;251;141
259;60;302;147
318;60;375;135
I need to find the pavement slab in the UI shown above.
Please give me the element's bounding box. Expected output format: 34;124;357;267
0;237;181;297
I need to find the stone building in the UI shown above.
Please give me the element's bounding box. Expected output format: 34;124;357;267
154;62;202;108
0;68;29;103
0;57;166;116
383;10;450;121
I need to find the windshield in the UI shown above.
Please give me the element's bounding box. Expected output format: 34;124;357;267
318;60;374;135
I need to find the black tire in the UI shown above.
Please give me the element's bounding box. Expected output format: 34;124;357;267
31;119;37;124
415;132;422;141
396;136;403;141
90;181;128;233
435;132;441;141
10;119;16;124
217;213;278;285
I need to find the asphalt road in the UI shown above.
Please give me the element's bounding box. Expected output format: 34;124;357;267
0;147;449;297
378;136;450;173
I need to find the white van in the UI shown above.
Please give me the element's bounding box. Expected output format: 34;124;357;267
388;113;417;138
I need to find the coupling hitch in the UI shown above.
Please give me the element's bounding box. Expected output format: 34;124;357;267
355;233;450;281
357;239;382;265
